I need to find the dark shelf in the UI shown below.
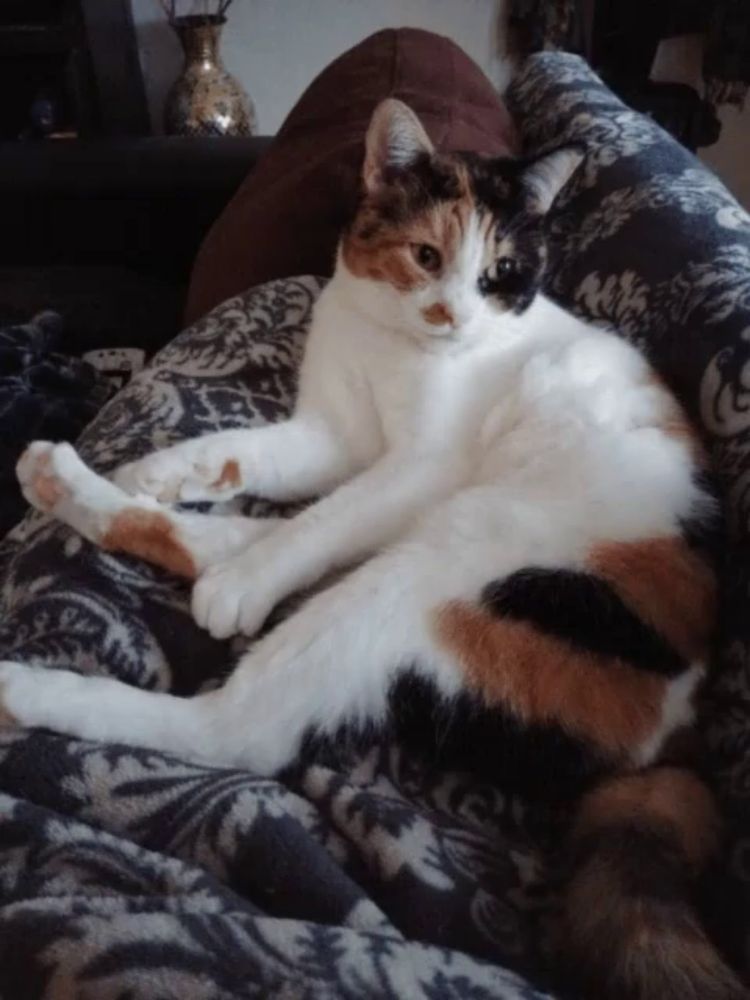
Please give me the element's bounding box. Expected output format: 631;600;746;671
0;137;272;197
0;1;149;138
0;23;73;54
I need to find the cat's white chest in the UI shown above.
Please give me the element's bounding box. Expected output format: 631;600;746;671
371;352;437;445
368;337;511;451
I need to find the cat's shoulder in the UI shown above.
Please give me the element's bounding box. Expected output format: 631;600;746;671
309;275;383;349
530;294;651;380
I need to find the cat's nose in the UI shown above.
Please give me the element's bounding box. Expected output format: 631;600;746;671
421;302;455;327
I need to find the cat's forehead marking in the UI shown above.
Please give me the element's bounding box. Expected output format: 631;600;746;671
342;155;520;290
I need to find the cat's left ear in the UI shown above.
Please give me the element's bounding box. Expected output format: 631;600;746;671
522;146;585;214
363;99;434;193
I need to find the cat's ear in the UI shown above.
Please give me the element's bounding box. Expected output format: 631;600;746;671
521;146;584;214
363;99;434;193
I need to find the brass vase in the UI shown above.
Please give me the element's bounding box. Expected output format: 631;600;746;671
164;15;256;137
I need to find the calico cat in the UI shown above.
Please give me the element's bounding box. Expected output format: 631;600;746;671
2;99;744;999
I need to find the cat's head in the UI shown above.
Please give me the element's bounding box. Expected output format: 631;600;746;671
339;99;583;349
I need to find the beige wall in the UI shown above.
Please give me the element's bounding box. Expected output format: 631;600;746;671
130;0;510;135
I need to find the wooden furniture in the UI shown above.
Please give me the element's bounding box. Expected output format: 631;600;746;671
0;135;272;355
0;0;149;140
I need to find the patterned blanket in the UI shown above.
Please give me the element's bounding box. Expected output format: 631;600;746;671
1;53;750;999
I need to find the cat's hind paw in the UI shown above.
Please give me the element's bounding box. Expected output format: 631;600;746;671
17;441;134;542
17;440;75;514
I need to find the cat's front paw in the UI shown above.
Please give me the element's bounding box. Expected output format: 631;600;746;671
114;448;242;503
191;555;275;640
114;451;195;502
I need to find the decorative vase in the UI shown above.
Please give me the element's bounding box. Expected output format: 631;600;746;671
164;15;256;137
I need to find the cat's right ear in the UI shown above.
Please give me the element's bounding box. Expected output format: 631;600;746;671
363;99;434;193
521;146;585;215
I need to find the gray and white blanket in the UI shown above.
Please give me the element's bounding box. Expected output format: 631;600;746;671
1;53;750;999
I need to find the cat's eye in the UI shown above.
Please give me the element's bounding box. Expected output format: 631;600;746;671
413;243;442;273
496;257;517;278
478;256;522;297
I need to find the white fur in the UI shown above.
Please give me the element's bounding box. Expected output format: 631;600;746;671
5;123;705;775
4;247;703;774
636;664;705;766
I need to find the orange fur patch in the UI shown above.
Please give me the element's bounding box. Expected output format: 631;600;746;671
574;768;721;867
102;509;197;580
588;537;716;661
434;601;665;758
212;459;241;491
342;231;428;291
560;771;738;1000
341;159;489;292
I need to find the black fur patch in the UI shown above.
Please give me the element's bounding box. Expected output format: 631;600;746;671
680;468;725;560
482;568;686;676
464;153;547;314
462;153;527;214
299;669;610;801
374;152;465;225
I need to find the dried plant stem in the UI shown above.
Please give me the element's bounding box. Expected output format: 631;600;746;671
158;0;176;21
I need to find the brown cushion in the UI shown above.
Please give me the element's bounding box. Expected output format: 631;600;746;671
185;28;518;324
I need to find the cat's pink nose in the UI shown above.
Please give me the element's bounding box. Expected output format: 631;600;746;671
421;302;454;326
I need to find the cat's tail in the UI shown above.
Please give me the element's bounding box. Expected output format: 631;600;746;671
558;766;747;1000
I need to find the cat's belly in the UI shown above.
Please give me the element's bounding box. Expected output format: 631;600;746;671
477;406;592;493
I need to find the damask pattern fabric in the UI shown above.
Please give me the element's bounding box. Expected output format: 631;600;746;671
0;52;749;998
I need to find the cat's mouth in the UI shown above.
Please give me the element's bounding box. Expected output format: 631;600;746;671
409;324;480;355
423;324;458;339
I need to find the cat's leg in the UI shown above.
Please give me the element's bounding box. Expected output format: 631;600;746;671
191;451;467;638
17;441;281;577
0;483;689;773
113;414;359;505
0;525;492;771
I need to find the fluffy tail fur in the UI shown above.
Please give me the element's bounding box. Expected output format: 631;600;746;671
558;767;746;1000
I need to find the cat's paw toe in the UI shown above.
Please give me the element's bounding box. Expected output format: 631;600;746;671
177;458;242;501
16;440;54;486
192;560;272;640
17;441;79;514
113;458;181;502
192;567;243;639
